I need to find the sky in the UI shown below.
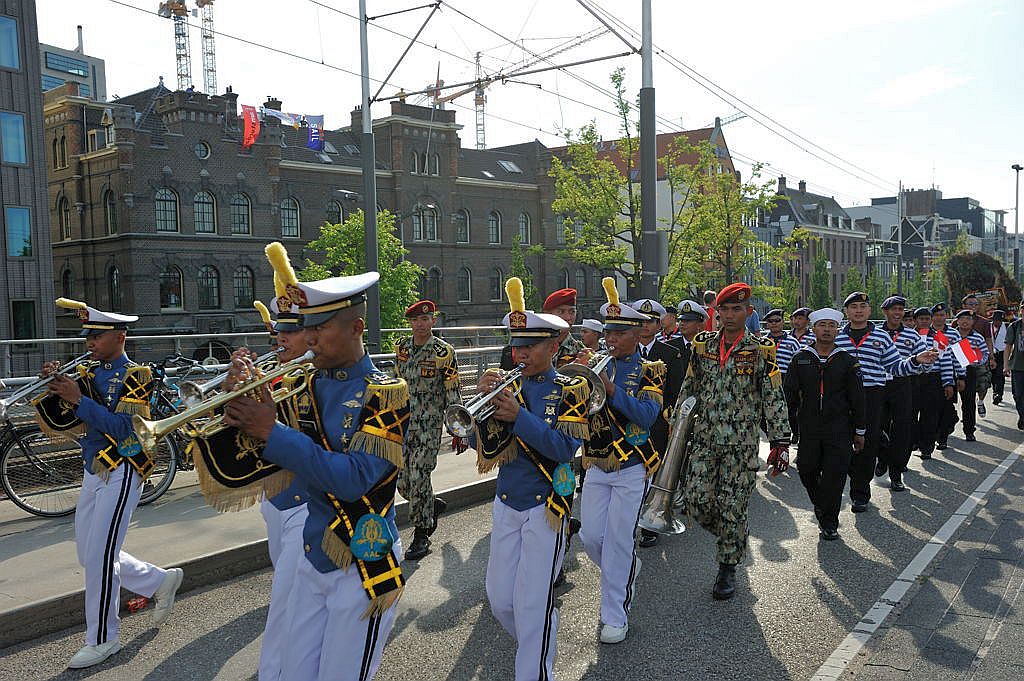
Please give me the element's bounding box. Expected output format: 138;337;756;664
36;0;1024;221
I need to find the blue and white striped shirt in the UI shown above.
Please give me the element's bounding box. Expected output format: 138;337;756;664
946;328;989;379
772;333;801;374
919;327;955;386
835;322;921;388
880;324;930;382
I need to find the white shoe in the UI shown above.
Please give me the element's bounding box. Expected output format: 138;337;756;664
151;567;184;626
68;640;121;669
600;622;628;644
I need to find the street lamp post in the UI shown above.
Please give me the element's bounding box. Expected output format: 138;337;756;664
359;0;381;352
1013;163;1022;283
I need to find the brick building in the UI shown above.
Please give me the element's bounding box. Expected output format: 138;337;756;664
44;83;605;350
1;0;56;374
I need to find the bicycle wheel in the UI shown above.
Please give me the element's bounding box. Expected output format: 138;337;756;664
0;425;84;517
138;434;179;506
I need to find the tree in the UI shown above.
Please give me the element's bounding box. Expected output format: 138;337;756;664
904;266;928;308
299;209;422;346
810;250;831;308
866;270;889;310
508;234;544;310
841;265;865;301
945;249;1022;307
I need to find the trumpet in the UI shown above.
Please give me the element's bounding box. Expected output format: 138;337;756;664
557;351;615;415
0;352;92;421
444;364;524;438
177;347;284;407
132;350;314;453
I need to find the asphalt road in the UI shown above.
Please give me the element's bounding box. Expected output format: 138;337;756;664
1;401;1021;681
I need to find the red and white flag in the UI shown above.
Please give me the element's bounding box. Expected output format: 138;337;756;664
951;338;982;368
919;328;951;351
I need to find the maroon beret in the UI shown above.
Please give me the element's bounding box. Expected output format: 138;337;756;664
715;283;752;306
543;288;577;311
405;299;437;318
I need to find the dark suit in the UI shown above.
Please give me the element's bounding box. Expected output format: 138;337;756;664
639;339;685;457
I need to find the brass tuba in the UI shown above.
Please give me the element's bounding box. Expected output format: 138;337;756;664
637;390;698;535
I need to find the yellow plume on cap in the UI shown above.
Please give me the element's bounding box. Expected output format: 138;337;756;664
505;277;525;313
272;271;287;299
264;242;298;286
602;277;619;306
253;300;272;326
55;298;87;310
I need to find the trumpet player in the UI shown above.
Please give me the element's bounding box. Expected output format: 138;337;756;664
223;270;409;681
578;278;665;644
472;277;590;681
41;299;182;670
680;283;790;600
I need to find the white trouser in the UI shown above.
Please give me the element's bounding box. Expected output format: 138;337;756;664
282;539;402;681
258;502;309;681
75;466;167;646
579;464;648;628
485;499;566;681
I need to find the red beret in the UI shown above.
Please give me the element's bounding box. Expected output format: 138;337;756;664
405;299;437;318
715;283;752;306
543;288;577;311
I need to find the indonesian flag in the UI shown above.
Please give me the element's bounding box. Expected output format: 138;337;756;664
951;338;983;368
919;328;951;351
241;105;260;150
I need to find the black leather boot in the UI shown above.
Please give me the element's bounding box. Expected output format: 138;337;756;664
405;528;431;561
712;563;736;600
639;529;660;548
427;497;448;537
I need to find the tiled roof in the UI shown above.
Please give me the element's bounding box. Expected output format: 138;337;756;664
115;81;172;135
277;124;371;168
771;186;855;230
458;148;539;183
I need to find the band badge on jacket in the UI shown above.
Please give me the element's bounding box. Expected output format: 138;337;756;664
734;349;757;375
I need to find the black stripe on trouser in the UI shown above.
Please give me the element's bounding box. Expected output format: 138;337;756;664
538;523;565;681
622;477;650;614
97;467;134;645
359;612;383;681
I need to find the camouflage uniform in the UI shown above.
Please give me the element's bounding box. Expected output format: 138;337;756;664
681;329;790;565
395;335;462;529
555;334;585;368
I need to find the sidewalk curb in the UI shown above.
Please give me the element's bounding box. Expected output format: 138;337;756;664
0;476;496;650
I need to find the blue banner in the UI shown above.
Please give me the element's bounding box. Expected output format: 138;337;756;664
306;115;325;151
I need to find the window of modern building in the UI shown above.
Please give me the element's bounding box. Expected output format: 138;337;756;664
197;265;220;309
280;197;300;238
489;268;503;301
61;268;73;298
326;200;343;225
229;193;251;235
0;111;26;164
43;75;69;92
103;189;117;234
0;16;19;70
487;211;501;244
412;206;438;242
11;301;35;339
4;206;32;256
57;197;71;240
160;266;183;309
575;268;587;296
454;209;470;243
457;267;472;303
108;265;121;308
155;188;178;232
232;266;254;308
45;51;88;76
193;191;216;233
517;212;531;244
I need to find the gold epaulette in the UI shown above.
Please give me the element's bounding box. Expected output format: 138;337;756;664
758;342;782;388
554;373;590;439
434;340;461;390
692;330;716;349
114;365;153;418
758;335;778;360
639;359;665;406
348;373;409;469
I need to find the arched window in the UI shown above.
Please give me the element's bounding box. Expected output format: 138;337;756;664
280;197;300;238
454;209;470;243
410;152;419;175
425;266;442;302
51;138;58;170
575;268;586;296
457;267;472;303
159;266;183;309
419;153;427;175
488;211;501;244
560;269;569;289
229;193;251;234
232;266;254;308
57;196;71;240
103;189;117;234
197;265;220;309
58;135;67;168
517;212;531;244
193;190;216;233
155;188;179;232
489;268;503;301
61;268;73;299
431;153;440;176
412;205;438;242
326;200;343;225
107;265;121;308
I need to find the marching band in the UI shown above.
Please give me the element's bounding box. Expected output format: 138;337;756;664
9;251;1016;678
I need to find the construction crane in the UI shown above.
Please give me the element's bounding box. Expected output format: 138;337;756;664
196;0;217;94
158;1;192;92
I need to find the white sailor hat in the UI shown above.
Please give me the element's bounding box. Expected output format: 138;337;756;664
581;318;604;334
600;277;647;331
676;299;709;321
55;298;138;336
631;298;667;319
265;241;377;327
809;308;844;325
502;277;567;346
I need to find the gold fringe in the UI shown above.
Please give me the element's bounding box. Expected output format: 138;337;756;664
90;457;115;482
322;527;354;571
32;411;86;442
556;418;589;439
583;453;620;472
113;399;150;419
187;440;294;513
644;359;667;380
361;586;404;620
367;380;409;413
639;388;663;407
349;431;405;469
546;508;566;533
475;441;517;474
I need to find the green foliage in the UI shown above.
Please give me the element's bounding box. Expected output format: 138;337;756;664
841;266;865;301
866;270;890;310
810;250;831;308
509;234;544;310
945;249;1022;306
904;266;928;308
299;209;423;346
